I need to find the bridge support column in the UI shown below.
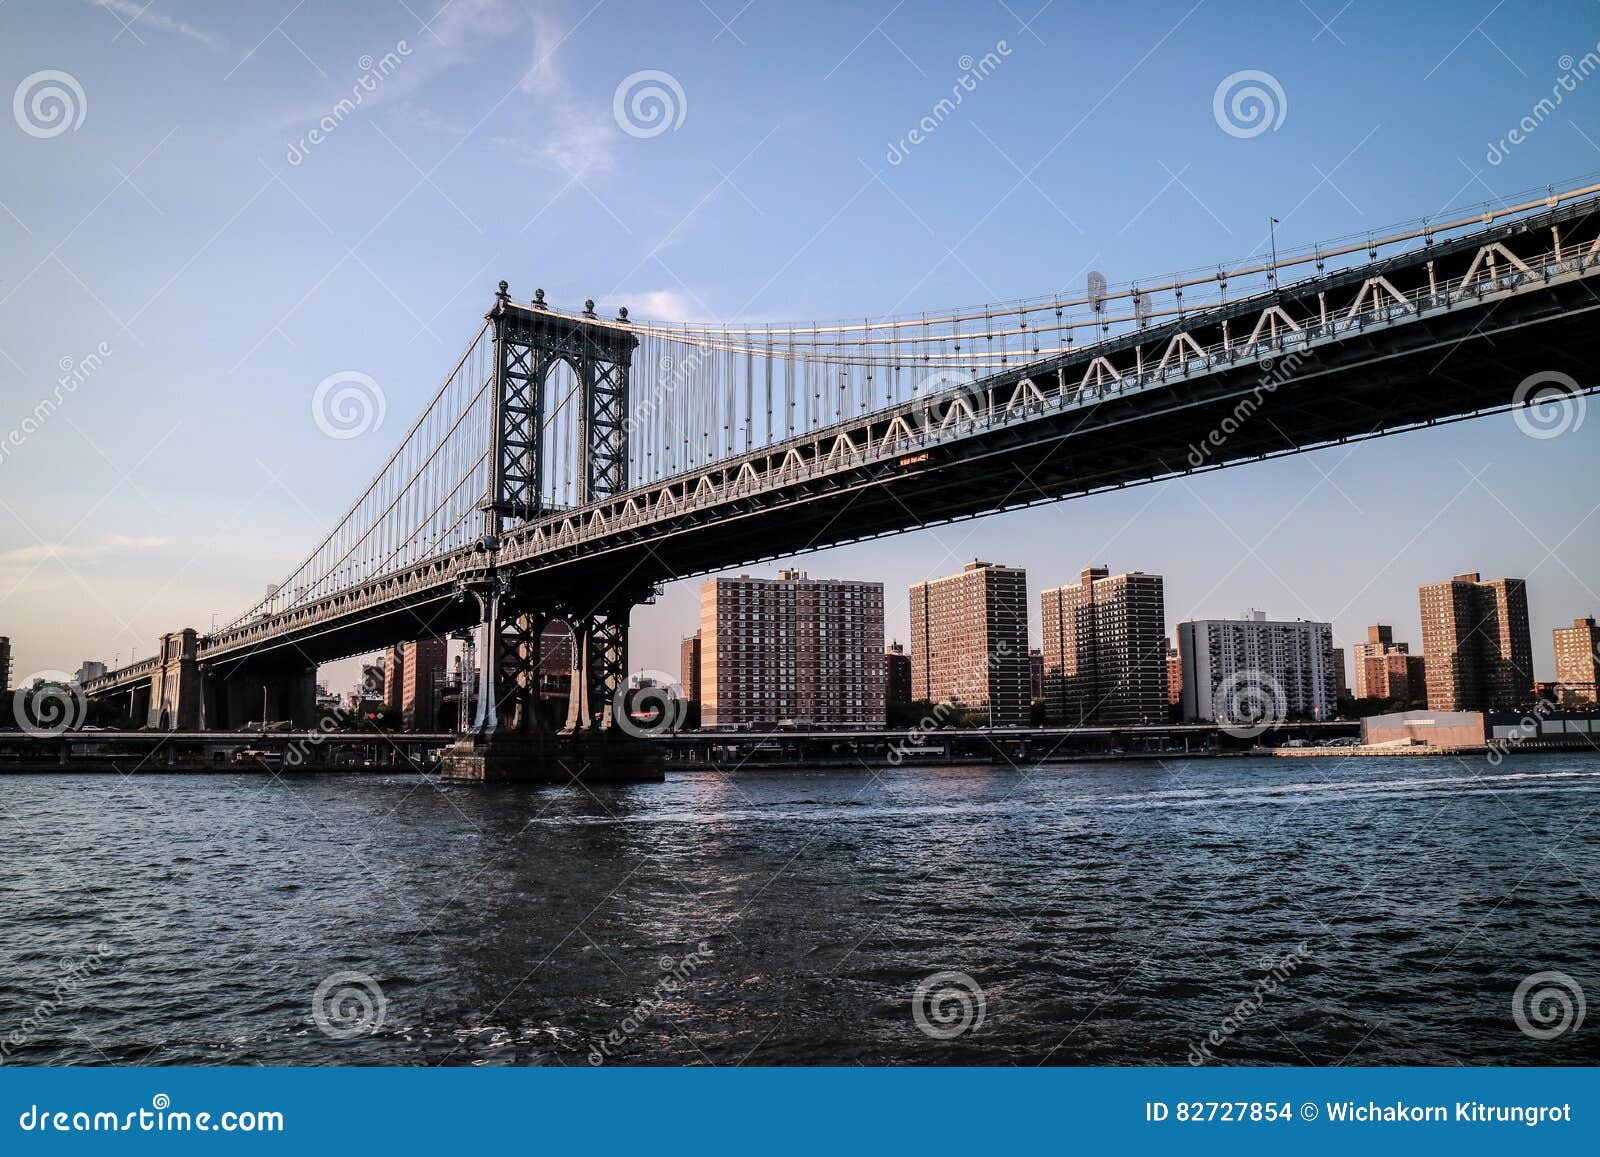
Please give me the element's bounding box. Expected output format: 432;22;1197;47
286;667;318;729
563;599;631;734
130;682;152;727
149;629;201;730
440;593;661;783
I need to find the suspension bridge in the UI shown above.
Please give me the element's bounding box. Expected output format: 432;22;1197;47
84;180;1600;779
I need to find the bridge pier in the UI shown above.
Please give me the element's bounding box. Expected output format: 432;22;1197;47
440;594;661;783
149;629;201;730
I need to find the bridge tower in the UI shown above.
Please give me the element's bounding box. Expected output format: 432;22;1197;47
443;283;661;782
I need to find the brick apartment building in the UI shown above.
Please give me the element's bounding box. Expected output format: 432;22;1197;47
908;561;1030;727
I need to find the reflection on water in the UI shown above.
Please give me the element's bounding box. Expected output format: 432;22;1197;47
2;753;1597;1066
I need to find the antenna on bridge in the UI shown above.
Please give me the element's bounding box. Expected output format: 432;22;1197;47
1087;270;1107;335
1268;217;1279;294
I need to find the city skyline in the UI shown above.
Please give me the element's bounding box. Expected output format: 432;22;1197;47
14;549;1599;704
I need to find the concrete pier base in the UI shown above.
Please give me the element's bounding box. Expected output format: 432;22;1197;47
438;732;665;784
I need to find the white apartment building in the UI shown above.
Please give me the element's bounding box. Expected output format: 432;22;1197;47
1178;610;1337;723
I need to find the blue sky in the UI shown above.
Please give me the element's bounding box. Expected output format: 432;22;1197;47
1;0;1597;690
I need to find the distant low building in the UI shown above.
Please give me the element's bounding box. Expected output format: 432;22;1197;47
1362;709;1486;747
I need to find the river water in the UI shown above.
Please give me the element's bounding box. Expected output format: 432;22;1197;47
3;753;1597;1066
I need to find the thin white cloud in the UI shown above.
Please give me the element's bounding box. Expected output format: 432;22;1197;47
0;536;168;566
492;100;620;177
87;0;224;50
519;5;568;96
606;290;704;324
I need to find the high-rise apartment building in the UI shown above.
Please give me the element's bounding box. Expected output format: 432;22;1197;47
884;641;912;710
1351;624;1427;703
1165;637;1182;706
680;630;702;703
538;622;573;709
1178;611;1337;723
0;636;11;691
1353;624;1398;698
1330;647;1350;700
1553;615;1600;706
1418;573;1533;711
1040;566;1167;725
701;570;884;728
908;561;1029;727
400;638;447;730
1361;652;1429;704
383;645;405;712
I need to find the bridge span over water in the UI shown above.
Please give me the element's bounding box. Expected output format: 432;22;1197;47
85;182;1600;777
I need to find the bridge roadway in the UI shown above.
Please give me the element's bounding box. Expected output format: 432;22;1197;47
86;190;1600;703
0;729;451;772
1;722;1358;772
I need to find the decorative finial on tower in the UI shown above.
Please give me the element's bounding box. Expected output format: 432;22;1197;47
496;280;509;301
532;287;546;309
617;306;629;322
583;299;597;318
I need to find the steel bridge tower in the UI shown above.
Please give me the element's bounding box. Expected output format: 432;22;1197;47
446;283;660;781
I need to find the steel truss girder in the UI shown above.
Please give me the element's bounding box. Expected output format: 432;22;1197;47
494;338;544;520
583;357;629;504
